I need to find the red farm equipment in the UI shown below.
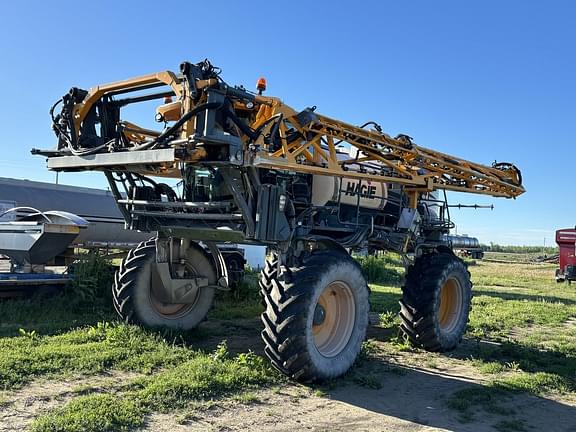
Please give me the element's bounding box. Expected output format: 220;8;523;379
556;228;576;284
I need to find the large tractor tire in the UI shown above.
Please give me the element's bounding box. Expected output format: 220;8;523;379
113;239;216;330
260;251;369;381
399;252;472;351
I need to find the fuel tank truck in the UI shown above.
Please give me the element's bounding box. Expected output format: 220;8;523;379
443;234;484;259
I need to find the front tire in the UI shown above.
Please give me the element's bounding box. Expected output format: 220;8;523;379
260;251;369;381
113;239;216;330
399;253;472;351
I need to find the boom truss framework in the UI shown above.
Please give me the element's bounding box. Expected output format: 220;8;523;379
38;61;524;205
252;110;524;199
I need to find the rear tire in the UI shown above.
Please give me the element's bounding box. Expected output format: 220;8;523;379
260;251;369;381
399;253;472;351
113;239;216;330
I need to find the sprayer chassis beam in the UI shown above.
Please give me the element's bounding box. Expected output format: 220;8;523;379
47;148;176;171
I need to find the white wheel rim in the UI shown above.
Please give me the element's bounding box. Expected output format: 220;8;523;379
312;280;356;358
437;277;463;333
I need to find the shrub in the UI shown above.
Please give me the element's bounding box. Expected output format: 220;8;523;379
356;254;403;285
67;253;114;304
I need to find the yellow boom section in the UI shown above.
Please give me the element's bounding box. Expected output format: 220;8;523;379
251;108;524;199
53;64;524;200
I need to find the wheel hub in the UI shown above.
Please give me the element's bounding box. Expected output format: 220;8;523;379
313;304;326;326
149;260;199;319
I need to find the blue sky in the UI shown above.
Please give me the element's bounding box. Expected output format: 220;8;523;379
0;1;574;245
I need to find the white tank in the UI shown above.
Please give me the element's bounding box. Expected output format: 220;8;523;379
311;175;387;210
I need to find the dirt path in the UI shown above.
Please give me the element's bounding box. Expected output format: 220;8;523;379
6;363;573;432
142;324;576;432
2;320;575;432
142;364;576;432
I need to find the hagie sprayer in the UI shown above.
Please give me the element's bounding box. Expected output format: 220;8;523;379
33;60;525;381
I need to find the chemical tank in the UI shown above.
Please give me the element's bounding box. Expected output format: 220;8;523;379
311;176;387;209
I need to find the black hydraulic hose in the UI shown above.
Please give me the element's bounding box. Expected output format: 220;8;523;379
69;139;112;156
49;98;62;122
49;98;73;149
253;114;282;136
334;121;383;147
359;121;383;133
128;101;224;151
264;113;283;147
223;108;259;141
133;172;158;187
50;96;111;156
155;101;223;146
71;100;262;155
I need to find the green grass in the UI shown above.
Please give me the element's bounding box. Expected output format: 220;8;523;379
378;310;399;328
0;263;275;431
484;251;547;263
485;245;557;255
210;273;263;320
444;259;576;423
232;391;260;404
137;346;274;411
353;254;405;343
67;252;115;304
368;284;402;316
446;371;569;427
0;322;194;390
466;339;576;391
473;360;508;374
468;261;576;340
461;261;576;396
471;261;561;290
31;394;145;432
468;295;576;339
368;259;576;340
520;322;576;354
0;296;115;338
494;372;571;395
446;386;511;416
0;255;119;340
0;392;10;408
31;344;276;432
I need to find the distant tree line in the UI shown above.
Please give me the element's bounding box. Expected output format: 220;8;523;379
480;243;558;255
